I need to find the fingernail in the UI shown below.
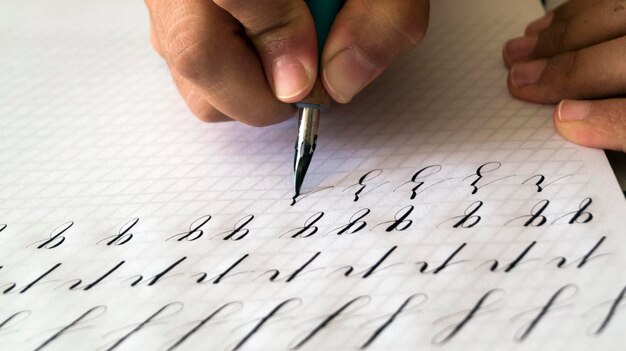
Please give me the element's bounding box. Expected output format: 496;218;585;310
504;36;537;64
323;47;380;103
525;12;553;36
510;59;546;88
557;100;591;121
272;56;310;100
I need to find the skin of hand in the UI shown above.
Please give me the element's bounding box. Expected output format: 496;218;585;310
503;0;626;152
145;0;430;126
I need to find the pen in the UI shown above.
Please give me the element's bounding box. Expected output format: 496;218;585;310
293;0;343;197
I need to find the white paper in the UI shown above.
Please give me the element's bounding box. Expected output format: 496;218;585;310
1;0;625;350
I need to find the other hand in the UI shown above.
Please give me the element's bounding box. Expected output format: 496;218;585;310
503;0;626;152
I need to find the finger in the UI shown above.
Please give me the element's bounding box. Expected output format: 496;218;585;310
505;0;626;66
524;0;606;36
552;0;609;20
321;0;429;103
171;70;232;123
554;98;626;152
147;0;229;122
212;0;317;103
507;36;626;104
149;21;164;57
158;0;294;126
145;0;164;56
550;0;606;23
147;0;227;121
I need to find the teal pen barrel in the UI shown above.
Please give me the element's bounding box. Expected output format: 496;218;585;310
305;0;343;61
296;0;342;109
294;1;343;195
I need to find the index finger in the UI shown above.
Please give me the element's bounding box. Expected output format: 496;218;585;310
153;0;295;126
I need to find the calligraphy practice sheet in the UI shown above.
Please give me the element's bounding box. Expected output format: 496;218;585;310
1;0;625;350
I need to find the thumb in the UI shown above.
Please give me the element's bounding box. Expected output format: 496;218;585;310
213;0;317;103
321;0;429;103
554;99;626;153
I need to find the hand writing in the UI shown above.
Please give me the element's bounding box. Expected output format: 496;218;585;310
503;0;626;152
144;0;430;126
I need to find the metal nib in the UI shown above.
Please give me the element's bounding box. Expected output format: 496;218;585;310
293;106;320;197
293;151;312;198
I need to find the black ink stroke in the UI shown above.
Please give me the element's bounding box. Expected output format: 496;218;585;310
97;218;138;246
291;296;371;349
28;221;73;249
506;200;549;227
327;208;370;236
131;257;187;287
286;252;321;282
167;302;242;350
106;303;183;351
417;243;467;274
374;205;414;232
432;289;503;345
486;241;536;273
84;261;126;290
362;246;397;278
395;165;447;199
35;306;107;351
594;285;626;335
440;201;483;228
281;212;324;238
464;162;513;195
20;263;62;293
167;215;211;241
215;215;254;241
552;197;593;224
360;293;428;349
514;284;577;341
0;310;31;334
233;299;301;350
344;169;387;202
291;186;334;206
522;174;572;192
552;236;607;269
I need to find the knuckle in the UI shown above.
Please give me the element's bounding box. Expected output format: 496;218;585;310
167;25;216;81
600;101;626;152
191;102;226;123
243;118;274;128
377;1;428;49
549;21;569;53
246;10;298;45
212;0;247;13
239;107;291;127
342;0;428;68
215;0;297;39
392;10;428;48
212;0;235;8
235;110;277;127
607;102;626;129
150;27;164;57
352;0;428;67
561;50;581;83
180;84;228;123
546;50;581;89
555;21;571;52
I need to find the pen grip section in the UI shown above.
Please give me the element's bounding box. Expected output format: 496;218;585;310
298;79;331;109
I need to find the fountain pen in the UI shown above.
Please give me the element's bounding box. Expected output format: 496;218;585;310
293;0;343;197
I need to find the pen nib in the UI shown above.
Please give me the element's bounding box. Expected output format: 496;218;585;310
293;106;320;197
294;147;313;198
